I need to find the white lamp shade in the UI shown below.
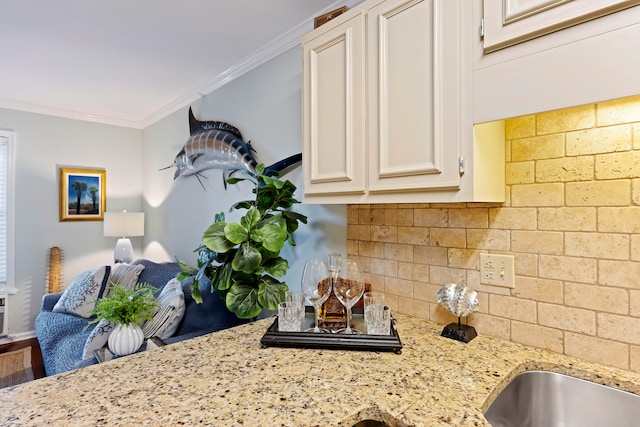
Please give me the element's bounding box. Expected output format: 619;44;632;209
103;212;144;237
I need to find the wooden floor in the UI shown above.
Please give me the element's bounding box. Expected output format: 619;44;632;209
0;338;46;379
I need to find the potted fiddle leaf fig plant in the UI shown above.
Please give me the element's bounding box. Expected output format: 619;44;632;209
177;164;307;319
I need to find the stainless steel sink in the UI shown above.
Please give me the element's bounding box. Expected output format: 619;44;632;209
484;370;640;426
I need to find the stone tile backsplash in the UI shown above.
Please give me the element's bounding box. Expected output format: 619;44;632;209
347;94;640;372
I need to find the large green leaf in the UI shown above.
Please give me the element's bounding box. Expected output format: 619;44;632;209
232;243;262;274
224;223;247;244
258;276;287;310
240;207;260;230
203;222;235;253
264;257;288;278
214;262;234;291
226;283;262;319
257;216;287;252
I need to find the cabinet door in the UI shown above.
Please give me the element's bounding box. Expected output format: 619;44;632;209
367;0;463;194
483;0;639;52
302;12;366;197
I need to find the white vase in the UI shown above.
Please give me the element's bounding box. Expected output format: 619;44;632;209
108;323;144;356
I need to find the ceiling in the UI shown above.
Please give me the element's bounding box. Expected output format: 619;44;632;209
0;0;349;128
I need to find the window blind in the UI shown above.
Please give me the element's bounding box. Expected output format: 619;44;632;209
0;134;10;286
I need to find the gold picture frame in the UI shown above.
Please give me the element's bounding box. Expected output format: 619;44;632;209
59;167;106;222
314;6;349;28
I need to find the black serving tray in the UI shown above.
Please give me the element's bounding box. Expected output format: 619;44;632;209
260;306;403;354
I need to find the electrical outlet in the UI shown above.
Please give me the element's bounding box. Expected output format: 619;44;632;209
480;253;515;288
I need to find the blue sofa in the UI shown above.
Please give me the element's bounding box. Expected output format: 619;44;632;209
35;259;251;376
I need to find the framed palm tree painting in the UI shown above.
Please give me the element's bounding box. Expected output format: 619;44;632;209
59;167;106;221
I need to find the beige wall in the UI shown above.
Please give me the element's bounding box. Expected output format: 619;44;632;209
348;94;640;372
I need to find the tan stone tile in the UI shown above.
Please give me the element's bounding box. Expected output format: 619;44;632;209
370;258;397;277
538;303;596;334
511;183;564;207
371;225;397;243
566;125;632;156
489;295;537;323
536;104;595;135
367;274;385;292
511;320;563;353
596;151;640;180
358;207;384;225
383;243;413;262
505;114;536;139
512;277;563;304
633;178;640;205
398;226;429;245
628;290;640;317
469;313;510;340
346;239;358;256
430;266;466;286
565;232;629;260
398;262;428;282
535;156;594;182
347;205;359;224
630;345;640;373
512;255;535;278
596;95;640;126
448;248;480;270
599;260;640;289
511;230;563;254
384;276;414;298
347;224;370;241
632;236;640;262
506;161;535;185
381;292;399;312
397;296;429;320
467;229;510;251
358;241;384;258
565;332;629;370
430;228;466;248
475;290;489;314
414;208;448;227
538;207;596;231
539;255;597;284
489;207;537;230
512;133;565;161
635;123;640;149
449;208;488;228
413;282;441;303
385;208;414;226
414;245;448;266
565;282;628;315
566;180;630;206
598;313;640;345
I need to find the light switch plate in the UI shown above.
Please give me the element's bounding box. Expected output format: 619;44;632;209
480;253;515;288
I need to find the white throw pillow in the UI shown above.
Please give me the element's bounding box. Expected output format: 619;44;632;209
82;318;114;359
106;263;146;294
141;278;185;340
53;266;111;318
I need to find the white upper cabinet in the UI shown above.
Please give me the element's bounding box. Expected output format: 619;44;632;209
483;0;640;53
303;0;505;204
475;0;640;123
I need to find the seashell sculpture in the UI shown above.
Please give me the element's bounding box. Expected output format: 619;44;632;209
436;283;479;318
436;283;479;343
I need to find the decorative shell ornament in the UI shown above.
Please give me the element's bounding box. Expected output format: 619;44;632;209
436;283;479;343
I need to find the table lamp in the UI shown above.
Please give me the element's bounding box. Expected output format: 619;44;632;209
103;210;144;264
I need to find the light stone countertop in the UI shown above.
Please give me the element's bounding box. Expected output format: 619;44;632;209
2;314;640;426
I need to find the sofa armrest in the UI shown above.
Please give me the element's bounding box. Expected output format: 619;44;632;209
41;292;63;312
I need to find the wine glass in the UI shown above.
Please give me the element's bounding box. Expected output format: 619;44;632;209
301;259;332;333
333;260;365;334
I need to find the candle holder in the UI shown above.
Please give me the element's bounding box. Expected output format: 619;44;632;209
436;283;479;343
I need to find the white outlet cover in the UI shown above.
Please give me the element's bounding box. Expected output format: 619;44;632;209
480;253;515;288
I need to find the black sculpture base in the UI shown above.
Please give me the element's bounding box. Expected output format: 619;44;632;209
441;323;477;343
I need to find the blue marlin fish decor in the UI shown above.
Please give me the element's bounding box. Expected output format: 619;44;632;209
166;107;302;188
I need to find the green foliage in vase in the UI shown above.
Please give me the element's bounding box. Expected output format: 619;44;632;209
177;164;308;319
89;283;158;326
